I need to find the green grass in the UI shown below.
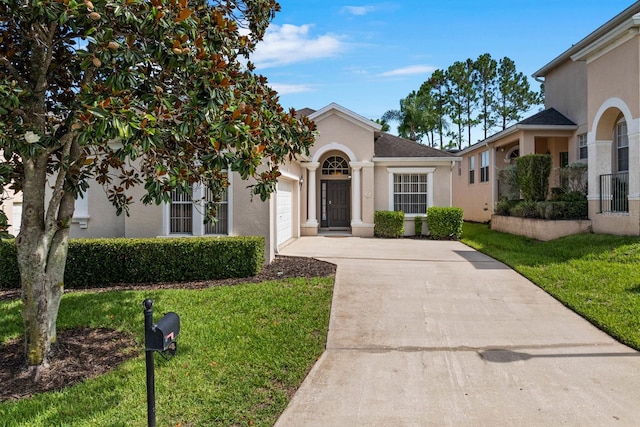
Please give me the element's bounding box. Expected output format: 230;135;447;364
461;222;640;349
0;277;334;427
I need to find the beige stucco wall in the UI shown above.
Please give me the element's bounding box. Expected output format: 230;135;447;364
69;184;126;238
544;60;588;127
587;37;640;126
452;146;493;223
310;113;375;162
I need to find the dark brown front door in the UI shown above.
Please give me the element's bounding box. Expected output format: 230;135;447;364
322;180;350;228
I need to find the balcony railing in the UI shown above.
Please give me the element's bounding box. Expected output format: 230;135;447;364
600;172;629;213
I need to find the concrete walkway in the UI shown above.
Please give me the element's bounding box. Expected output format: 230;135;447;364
275;236;640;426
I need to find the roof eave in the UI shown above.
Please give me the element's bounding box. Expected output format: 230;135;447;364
533;3;640;78
373;157;460;163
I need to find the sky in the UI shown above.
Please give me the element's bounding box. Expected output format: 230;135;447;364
248;0;636;137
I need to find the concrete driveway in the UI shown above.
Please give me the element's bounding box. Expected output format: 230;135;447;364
275;236;640;426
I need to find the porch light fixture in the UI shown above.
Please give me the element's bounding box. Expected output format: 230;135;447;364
299;176;304;187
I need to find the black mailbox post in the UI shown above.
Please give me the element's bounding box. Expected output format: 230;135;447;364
143;299;180;427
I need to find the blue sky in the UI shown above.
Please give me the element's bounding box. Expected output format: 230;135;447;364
250;0;635;132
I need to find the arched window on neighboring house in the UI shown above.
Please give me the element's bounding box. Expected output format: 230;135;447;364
506;147;519;165
615;117;629;173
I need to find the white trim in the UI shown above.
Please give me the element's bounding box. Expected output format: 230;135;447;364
592;97;637;135
373;157;459;164
312;142;358;163
570;19;640;64
308;103;382;132
386;167;435;215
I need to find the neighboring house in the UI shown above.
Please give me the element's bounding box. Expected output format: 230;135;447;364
1;103;458;262
454;1;640;237
453;108;577;222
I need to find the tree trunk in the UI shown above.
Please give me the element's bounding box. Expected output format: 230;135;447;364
17;141;78;371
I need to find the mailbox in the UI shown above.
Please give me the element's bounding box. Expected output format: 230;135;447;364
145;312;180;353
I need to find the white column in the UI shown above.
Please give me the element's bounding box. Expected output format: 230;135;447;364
305;162;319;226
350;162;363;224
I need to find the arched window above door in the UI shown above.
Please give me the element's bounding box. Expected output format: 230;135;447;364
321;155;350;176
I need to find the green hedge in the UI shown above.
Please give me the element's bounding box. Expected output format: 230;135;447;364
0;240;19;288
516;154;552;202
427;207;463;240
414;215;424;236
374;211;405;238
0;236;264;289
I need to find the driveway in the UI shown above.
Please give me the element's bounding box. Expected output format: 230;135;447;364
275;236;640;426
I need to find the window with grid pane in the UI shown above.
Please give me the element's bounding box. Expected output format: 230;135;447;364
616;119;628;172
578;133;587;160
393;174;428;214
468;156;475;184
170;187;193;234
480;151;489;182
204;186;228;235
321;156;350;175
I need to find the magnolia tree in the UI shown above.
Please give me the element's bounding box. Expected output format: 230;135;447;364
0;0;315;375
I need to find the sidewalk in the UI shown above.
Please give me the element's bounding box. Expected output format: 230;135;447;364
275;236;640;426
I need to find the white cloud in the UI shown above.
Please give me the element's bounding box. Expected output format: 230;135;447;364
270;83;315;95
342;5;377;16
379;65;436;77
251;24;343;69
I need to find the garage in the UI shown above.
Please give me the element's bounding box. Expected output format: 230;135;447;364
276;180;293;246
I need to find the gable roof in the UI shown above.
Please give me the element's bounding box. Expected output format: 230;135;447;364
374;132;457;159
294;108;316;118
518;107;576;126
307;103;382;132
534;2;640;77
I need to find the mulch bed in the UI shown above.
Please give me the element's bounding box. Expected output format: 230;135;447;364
0;256;336;402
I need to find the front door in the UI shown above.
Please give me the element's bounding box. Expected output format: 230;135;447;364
321;180;350;228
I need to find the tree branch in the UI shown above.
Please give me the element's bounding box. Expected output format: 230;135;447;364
44;131;76;235
0;54;27;87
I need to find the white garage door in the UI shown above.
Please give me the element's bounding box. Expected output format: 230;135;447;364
277;180;293;245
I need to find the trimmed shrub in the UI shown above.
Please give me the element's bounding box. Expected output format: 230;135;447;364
509;201;538;218
517;154;552;202
0;236;265;290
414;215;424;236
0;239;19;288
374;210;405;238
427;207;463;240
559;162;588;194
497;164;520;201
494;199;521;216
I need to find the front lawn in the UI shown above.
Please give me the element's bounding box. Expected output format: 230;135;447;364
461;222;640;350
0;277;334;427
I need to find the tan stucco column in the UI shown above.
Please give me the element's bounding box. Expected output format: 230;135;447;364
350;162;363;224
301;162;319;235
350;161;374;237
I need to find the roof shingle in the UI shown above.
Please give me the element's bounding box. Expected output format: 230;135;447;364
374;132;454;158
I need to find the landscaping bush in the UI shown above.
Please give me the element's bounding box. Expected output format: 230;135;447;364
0;239;19;289
497;164;520;201
559;162;588;194
414;215;424;236
374;210;405;238
0;236;265;289
494;199;521;216
509;201;538;218
517;154;552;202
426;207;463;240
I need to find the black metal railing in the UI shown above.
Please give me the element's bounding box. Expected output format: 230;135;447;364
600;172;629;213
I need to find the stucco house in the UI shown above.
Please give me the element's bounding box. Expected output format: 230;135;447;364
1;103;458;262
454;1;640;237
